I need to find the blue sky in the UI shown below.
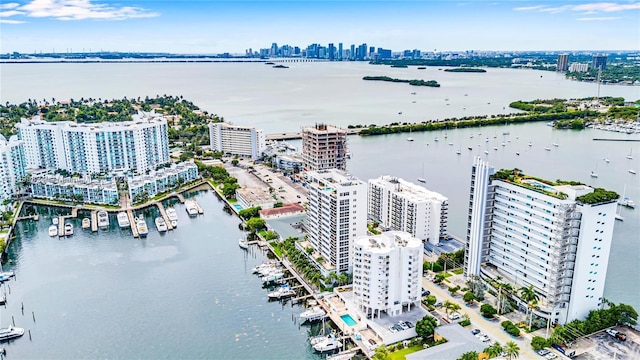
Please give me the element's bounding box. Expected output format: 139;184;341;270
1;1;639;54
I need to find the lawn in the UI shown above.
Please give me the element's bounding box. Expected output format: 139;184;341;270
269;241;283;258
388;345;424;360
452;269;464;275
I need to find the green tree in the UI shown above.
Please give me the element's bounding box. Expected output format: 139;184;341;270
530;336;549;350
245;217;265;233
449;285;461;296
434;273;446;284
484;342;504;358
480;304;497;318
425;295;437;306
443;300;461;320
457;351;479;360
463;291;476;304
505;341;520;360
415;315;439;340
372;345;389;360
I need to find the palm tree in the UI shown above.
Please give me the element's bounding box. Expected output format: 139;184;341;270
505;341;520;359
484;342;504;358
519;285;540;329
443;300;461;320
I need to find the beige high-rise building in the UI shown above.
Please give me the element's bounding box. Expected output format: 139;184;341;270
301;124;347;171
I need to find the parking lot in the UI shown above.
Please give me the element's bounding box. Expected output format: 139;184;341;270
576;327;640;360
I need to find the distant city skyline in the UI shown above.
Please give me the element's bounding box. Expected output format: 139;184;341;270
0;1;639;54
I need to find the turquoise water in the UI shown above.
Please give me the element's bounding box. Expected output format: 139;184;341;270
234;204;243;211
340;314;357;327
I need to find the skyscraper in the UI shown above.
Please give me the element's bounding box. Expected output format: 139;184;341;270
328;43;335;61
338;43;343;60
301;124;347;171
208;122;266;160
592;55;607;70
350;44;355;60
464;157;617;324
368;176;448;245
556;54;569;72
305;169;367;273
353;231;422;318
0;135;26;202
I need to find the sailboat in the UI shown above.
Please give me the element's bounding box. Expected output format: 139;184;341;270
627;148;633;160
590;163;599;178
239;232;249;250
417;163;426;183
406;128;414;142
618;185;636;209
615;205;624;221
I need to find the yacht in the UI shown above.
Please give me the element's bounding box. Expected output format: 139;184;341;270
64;223;73;236
417;178;426;183
238;237;249;250
136;217;148;238
629;169;637;175
0;272;15;282
185;200;198;217
97;210;109;229
262;271;285;284
117;212;130;228
165;207;178;228
155;217;167;232
0;326;24;341
590;171;598;178
545;147;551;151
406;137;414;142
618;198;635;209
313;336;342;352
251;262;276;274
81;218;90;229
299;306;326;323
48;225;58;237
267;285;296;300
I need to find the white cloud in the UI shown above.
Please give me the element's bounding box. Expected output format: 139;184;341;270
0;10;24;17
577;16;623;20
513;2;640;14
0;3;20;9
0;19;25;24
15;0;159;21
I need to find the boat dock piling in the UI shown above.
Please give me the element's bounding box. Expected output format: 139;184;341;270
91;211;98;232
127;210;139;238
155;202;174;231
57;216;65;236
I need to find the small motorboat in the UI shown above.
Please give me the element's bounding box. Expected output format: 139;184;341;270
64;223;73;236
155;217;167;232
81;218;90;229
165;207;178;227
52;217;59;225
48;225;57;237
299;306;326;323
136;217;148;238
267;285;296;300
238;238;249;250
0;325;25;341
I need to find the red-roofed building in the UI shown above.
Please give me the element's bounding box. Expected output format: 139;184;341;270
259;203;305;219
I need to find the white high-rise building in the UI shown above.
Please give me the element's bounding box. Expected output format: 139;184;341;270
465;157;617;324
305;169;367;273
208;122;266;160
301;124;347;171
17;112;169;175
353;231;422;318
0;135;27;202
368;176;448;245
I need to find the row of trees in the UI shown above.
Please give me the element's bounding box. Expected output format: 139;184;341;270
457;341;520;360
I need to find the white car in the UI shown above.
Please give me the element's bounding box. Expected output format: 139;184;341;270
545;353;557;360
449;313;461;320
479;335;490;342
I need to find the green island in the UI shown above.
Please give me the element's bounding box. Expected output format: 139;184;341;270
362;76;440;87
443;68;486;73
350;96;639;135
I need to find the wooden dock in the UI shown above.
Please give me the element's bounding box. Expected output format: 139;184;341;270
193;199;204;215
155;202;174;231
127;210;139;238
16;214;38;221
91;211;98;232
176;193;186;203
57;215;65;236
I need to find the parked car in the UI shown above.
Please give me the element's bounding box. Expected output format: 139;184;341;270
606;328;625;340
471;329;481;335
434;302;443;307
422;290;430;297
479;335;490;342
449;313;461;320
537;349;550;356
545;353;557;360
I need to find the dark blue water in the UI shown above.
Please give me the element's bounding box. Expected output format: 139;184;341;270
2;191;322;359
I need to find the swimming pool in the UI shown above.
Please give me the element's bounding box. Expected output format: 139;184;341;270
340;314;357;327
233;204;243;211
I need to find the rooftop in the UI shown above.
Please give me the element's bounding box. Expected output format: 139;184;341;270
405;324;486;360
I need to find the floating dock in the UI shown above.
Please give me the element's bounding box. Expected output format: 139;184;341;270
91;211;98;232
155;202;174;231
127;210;138;238
58;215;65;236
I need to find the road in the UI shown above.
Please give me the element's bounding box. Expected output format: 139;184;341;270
422;277;541;359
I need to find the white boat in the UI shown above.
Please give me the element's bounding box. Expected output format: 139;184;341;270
0;272;15;282
251;262;276;274
299;306;326;323
165;207;178;227
618;186;635;208
262;272;285;283
238;237;249;250
185;200;198;217
117;212;130;228
313;336;342;352
310;334;333;346
456;149;461;155
545;147;551;151
627;148;633;160
417;178;426;183
155;217;167;232
553;142;559;147
64;223;73;236
48;225;57;237
0;325;24;341
629;169;636;175
604;158;610;163
136;217;148;238
52;217;59;225
97;210;109;229
81;218;90;229
590;171;598;178
267;285;296;300
484;150;489;155
406;137;414;142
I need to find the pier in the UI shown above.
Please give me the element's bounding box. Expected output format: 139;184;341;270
57;215;64;236
15;214;38;221
193;199;204;214
155;202;174;231
91;211;98;232
127;210;138;238
176;193;186;203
